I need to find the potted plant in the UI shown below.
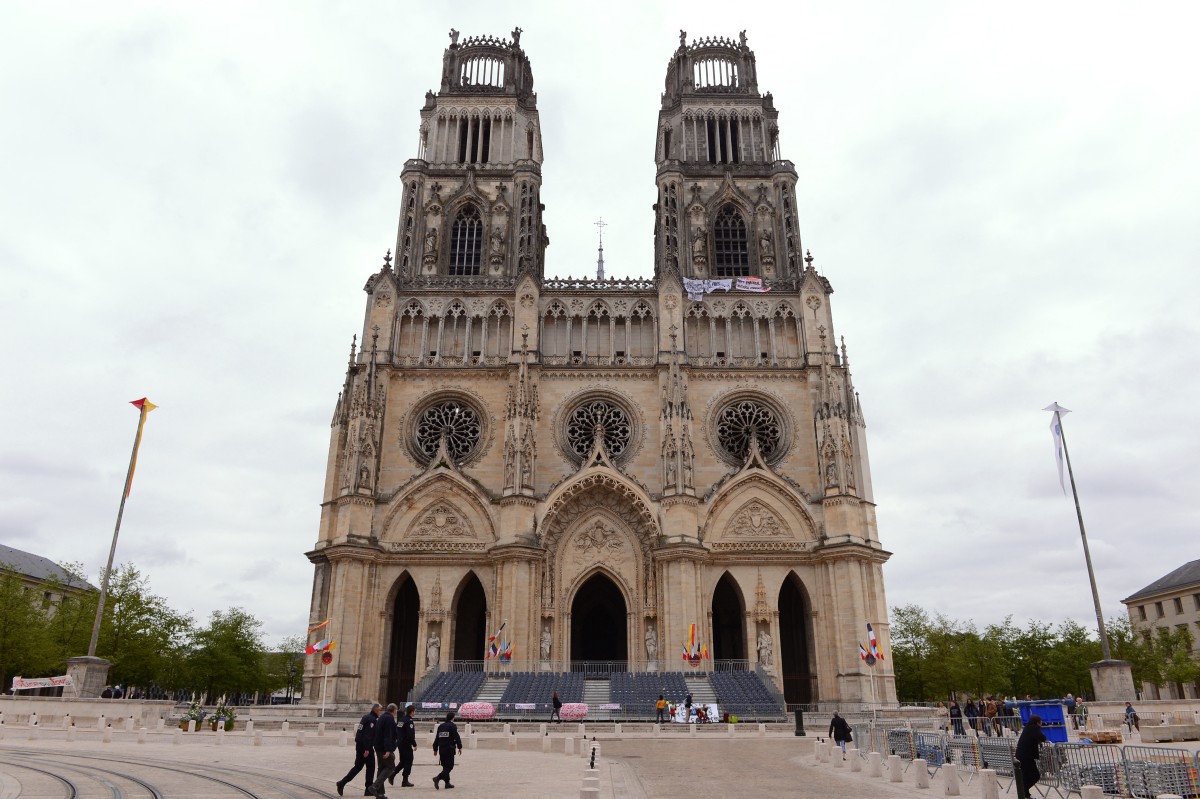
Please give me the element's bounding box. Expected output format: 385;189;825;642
214;702;237;732
180;701;202;731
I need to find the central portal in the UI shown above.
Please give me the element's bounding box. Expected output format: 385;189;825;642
570;572;627;663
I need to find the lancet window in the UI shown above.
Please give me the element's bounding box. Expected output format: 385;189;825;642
713;205;750;277
539;300;655;366
449;205;483;275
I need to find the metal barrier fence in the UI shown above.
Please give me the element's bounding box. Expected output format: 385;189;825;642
861;728;1200;798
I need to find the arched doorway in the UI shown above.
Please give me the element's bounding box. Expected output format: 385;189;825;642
570;572;627;664
386;575;420;703
452;573;487;661
711;572;746;660
778;572;814;704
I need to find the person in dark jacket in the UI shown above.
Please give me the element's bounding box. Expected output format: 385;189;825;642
550;690;563;723
949;701;965;736
370;703;399;799
336;702;380;796
432;710;463;790
964;700;978;734
393;704;418;788
1015;714;1047;799
828;712;853;758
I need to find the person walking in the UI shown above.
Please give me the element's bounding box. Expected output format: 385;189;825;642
1015;714;1047;799
655;694;666;723
432;710;463;790
1124;702;1140;732
949;701;965;736
964;699;978;734
550;690;562;724
935;702;950;733
370;703;399;799
828;712;853;758
336;702;380;796
684;692;693;722
391;704;417;788
983;697;998;736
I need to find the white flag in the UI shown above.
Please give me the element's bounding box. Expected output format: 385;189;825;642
1043;402;1071;493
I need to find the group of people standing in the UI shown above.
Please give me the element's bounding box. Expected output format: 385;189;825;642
336;703;462;796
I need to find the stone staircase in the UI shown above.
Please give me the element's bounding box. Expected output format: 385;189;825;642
583;678;611;719
474;676;508;704
685;674;718;715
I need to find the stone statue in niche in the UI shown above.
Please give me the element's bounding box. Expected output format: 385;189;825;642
491;227;505;255
357;462;371;490
680;428;695;490
426;629;441;667
759;229;774;259
825;458;838;488
757;630;773;666
645;624;658;660
691;226;707;267
540;625;551;659
425;226;438;253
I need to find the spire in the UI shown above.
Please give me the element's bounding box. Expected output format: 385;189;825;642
594;217;607;281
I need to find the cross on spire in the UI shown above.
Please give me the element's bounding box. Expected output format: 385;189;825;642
594;217;607;281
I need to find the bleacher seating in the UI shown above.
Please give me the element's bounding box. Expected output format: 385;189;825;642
709;670;786;719
497;672;584;705
416;671;486;705
610;671;689;713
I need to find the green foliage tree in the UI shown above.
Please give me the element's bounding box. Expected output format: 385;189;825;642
96;564;192;688
188;607;269;699
0;567;58;690
264;634;307;702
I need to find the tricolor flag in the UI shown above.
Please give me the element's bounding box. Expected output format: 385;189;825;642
859;643;869;661
305;638;337;655
124;398;158;497
486;621;510;661
867;623;884;660
681;624;708;663
1043;402;1070;494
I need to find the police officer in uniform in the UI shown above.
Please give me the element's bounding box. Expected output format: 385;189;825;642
431;710;463;790
393;704;418;788
370;703;399;799
336;702;380;796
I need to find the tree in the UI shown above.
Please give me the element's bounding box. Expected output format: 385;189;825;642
188;607;269;700
96;564;192;688
0;567;57;690
264;634;306;702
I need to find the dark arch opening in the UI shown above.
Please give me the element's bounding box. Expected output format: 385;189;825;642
386;576;420;703
570;572;627;664
711;573;746;660
453;574;488;661
779;573;814;704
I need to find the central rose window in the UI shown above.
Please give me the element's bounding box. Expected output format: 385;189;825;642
714;398;785;464
564;399;632;461
413;399;483;464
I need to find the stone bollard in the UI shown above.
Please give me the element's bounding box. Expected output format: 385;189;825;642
318;722;326;737
504;722;512;736
281;720;290;733
849;748;862;772
68;724;77;742
98;715;106;731
173;727;181;745
834;747;844;768
540;723;548;736
469;732;478;750
254;731;263;746
978;768;998;799
689;723;696;738
888;754;904;782
508;732;518;751
30;713;38;727
578;723;586;735
543;734;552;753
126;716;134;731
728;722;736;738
466;722;472;737
103;725;113;744
653;723;661;736
867;751;883;777
296;730;305;747
339;729;348;746
758;723;766;738
565;736;575;755
583;776;601;790
156;717;164;731
28;725;39;741
138;728;147;744
580;789;600;799
614;722;622;735
187;720;196;733
63;714;71;729
217;725;225;745
943;762;960;796
914;758;930;789
1079;789;1104;799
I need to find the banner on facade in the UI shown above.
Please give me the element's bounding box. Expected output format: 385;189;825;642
11;675;73;690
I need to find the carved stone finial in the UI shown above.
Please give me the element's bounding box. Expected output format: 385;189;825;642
348;334;357;365
449;28;460;46
383;249;392;270
679;29;687;47
511;27;522;46
805;249;814;268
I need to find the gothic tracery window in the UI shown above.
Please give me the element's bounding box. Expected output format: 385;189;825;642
449;205;483;275
714;398;784;464
414;399;483;463
564;399;632;461
713;205;750;277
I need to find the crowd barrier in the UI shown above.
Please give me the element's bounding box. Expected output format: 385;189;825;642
854;725;1200;798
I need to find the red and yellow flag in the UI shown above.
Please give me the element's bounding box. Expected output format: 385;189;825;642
124;398;157;497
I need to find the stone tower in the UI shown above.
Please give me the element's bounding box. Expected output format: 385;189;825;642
304;29;895;709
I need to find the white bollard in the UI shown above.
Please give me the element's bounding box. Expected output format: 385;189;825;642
914;758;930;789
469;732;478;750
849;748;862;772
539;723;548;736
583;776;601;790
67;725;77;742
156;717;164;731
103;725;113;744
1079;789;1104;799
126;716;134;731
508;733;517;751
580;789;600;799
543;734;552;753
867;751;883;777
317;722;326;737
296;730;305;746
465;722;472;737
978;768;999;799
689;722;696;737
216;725;224;745
758;723;766;737
578;723;586;735
173;727;181;745
888;754;904;782
653;723;661;736
565;736;575;755
245;719;254;735
63;714;71;729
29;713;38;726
28;726;39;741
728;722;736;738
614;722;622;735
138;728;147;744
834;747;844;768
254;731;263;746
187;719;196;733
504;722;511;736
97;716;106;731
339;729;348;746
943;762;960;796
281;720;290;733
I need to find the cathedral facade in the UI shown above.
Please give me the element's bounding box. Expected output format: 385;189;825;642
304;29;896;707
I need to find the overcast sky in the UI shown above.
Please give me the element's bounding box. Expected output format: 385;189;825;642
2;1;1198;650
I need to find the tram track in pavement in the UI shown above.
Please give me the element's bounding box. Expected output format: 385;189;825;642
1;745;339;799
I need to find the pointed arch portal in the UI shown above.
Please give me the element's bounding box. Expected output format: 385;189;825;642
571;572;627;663
779;573;815;704
712;572;746;660
453;573;488;661
387;576;420;703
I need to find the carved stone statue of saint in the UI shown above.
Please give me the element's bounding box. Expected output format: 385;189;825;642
449;29;460;46
645;624;658;660
491;227;505;254
511;27;522;46
691;227;706;260
426;629;441;667
825;459;838;488
759;229;774;257
540;626;552;660
757;630;773;666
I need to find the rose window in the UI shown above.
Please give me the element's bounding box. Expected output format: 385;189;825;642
715;400;783;462
414;400;482;463
565;400;631;460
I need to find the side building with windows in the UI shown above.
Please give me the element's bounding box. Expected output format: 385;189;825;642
1121;559;1200;699
304;29;896;708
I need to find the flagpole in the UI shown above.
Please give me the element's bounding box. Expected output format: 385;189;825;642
87;401;152;658
1056;410;1113;661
